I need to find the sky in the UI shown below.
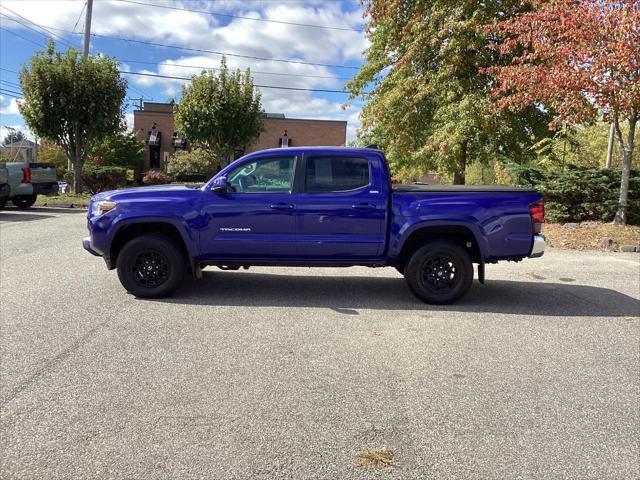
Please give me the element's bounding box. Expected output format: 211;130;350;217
0;0;369;144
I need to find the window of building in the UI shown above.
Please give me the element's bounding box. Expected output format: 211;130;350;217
304;157;370;193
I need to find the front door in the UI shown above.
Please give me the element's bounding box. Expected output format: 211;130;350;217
295;154;386;259
200;155;297;260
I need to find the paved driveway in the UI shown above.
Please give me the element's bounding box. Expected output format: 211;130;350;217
1;207;639;479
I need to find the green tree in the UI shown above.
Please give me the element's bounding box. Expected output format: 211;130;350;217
167;148;218;181
347;1;552;184
175;57;264;168
19;41;127;192
88;131;145;170
2;130;26;146
38;140;68;178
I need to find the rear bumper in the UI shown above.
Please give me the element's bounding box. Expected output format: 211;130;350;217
528;234;545;258
32;182;59;195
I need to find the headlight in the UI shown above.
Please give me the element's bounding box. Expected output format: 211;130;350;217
92;200;116;217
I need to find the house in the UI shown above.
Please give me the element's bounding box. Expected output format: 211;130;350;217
0;139;37;163
133;102;347;171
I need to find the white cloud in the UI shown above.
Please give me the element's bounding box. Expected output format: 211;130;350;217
0;124;34;143
124;112;134;132
1;0;366;142
0;96;21;115
2;0;367;66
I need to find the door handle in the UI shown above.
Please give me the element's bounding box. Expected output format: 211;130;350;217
270;203;294;210
351;203;375;210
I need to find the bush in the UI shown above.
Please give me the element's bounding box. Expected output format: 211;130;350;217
64;165;128;194
166;148;218;182
142;169;173;185
507;164;640;224
88;131;145;170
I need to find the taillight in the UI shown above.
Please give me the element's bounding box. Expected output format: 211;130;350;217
529;201;544;234
22;166;31;183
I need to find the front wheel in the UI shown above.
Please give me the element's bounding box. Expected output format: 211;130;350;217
12;195;37;209
116;234;187;298
404;241;474;304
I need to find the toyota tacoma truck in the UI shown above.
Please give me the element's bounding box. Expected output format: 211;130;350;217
83;147;545;304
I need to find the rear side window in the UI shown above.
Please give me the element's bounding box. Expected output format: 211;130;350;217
305;157;370;193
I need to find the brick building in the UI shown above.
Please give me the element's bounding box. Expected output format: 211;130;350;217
133;102;347;171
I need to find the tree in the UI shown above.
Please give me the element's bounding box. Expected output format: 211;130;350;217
2;130;26;146
38;140;68;179
347;1;552;184
487;0;640;224
88;131;145;170
19;41;127;193
167;148;219;181
175;57;264;168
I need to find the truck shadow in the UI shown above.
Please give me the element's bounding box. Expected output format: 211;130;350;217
156;271;640;317
0;206;85;222
0;211;56;222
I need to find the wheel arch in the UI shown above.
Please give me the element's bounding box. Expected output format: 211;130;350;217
108;219;193;270
396;222;484;269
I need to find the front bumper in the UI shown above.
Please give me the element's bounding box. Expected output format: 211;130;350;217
83;236;101;257
528;234;545;258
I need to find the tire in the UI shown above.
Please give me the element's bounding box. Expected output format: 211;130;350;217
0;198;7;210
12;195;37;209
404;240;474;304
116;234;187;298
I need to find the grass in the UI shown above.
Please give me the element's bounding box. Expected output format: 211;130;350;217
36;193;92;207
355;448;395;469
544;221;640;251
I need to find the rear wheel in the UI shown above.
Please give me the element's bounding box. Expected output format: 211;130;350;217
12;195;37;209
116;234;187;298
404;241;473;304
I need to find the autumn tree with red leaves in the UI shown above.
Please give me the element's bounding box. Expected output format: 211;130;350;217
487;0;640;224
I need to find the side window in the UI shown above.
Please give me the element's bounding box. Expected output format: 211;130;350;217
305;156;370;193
227;157;295;193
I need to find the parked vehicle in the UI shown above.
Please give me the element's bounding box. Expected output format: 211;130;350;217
5;162;58;208
0;163;9;209
83;147;545;304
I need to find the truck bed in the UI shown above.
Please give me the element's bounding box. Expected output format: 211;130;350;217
393;184;537;193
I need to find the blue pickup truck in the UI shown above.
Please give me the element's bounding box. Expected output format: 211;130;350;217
84;147;545;304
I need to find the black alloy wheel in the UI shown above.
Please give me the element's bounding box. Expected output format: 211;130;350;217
116;234;187;298
404;241;474;304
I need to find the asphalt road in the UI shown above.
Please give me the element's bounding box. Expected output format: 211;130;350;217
1;206;639;479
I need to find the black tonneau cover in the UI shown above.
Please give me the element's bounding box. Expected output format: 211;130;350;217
393;184;537;194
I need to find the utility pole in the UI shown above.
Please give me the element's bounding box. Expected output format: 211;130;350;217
82;0;94;58
605;123;615;168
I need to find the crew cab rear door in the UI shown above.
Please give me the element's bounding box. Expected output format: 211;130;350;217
294;153;386;259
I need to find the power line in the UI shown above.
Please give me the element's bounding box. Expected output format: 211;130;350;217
0;6;80;49
2;12;361;70
0;67;20;75
0;79;22;89
0;25;42;47
112;0;362;32
36;23;360;70
72;2;87;34
0;87;23;97
119;70;363;94
119;59;353;81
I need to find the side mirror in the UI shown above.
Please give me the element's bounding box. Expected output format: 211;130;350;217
211;176;228;195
